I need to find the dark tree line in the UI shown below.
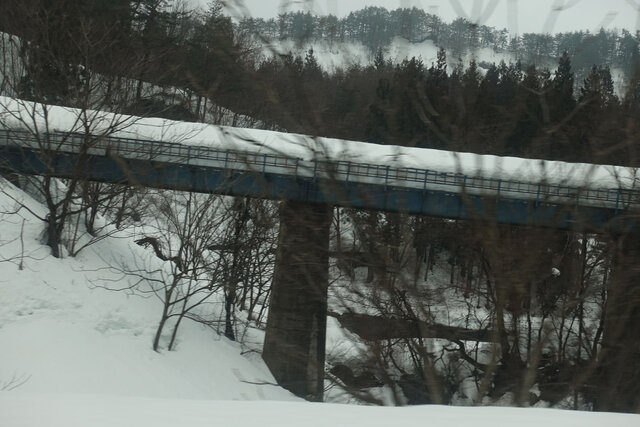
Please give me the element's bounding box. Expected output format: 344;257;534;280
243;46;639;167
4;1;638;168
236;7;640;81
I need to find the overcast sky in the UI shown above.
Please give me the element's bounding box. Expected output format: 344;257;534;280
188;0;640;35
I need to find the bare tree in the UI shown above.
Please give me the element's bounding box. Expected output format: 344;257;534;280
128;191;232;351
0;1;156;258
113;191;279;352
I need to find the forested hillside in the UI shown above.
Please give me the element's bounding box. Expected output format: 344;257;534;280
1;1;638;165
237;7;640;79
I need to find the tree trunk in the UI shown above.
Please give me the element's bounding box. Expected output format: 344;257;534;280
153;296;172;352
224;292;235;341
46;213;61;258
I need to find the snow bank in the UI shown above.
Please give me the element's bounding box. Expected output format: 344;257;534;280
0;180;295;402
1;392;639;427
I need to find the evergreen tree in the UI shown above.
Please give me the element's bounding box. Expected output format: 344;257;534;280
552;51;576;113
507;64;544;156
431;47;447;80
546;52;578;160
374;47;387;71
303;48;322;80
575;65;621;162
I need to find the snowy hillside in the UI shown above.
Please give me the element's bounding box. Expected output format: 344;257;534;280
0;178;297;400
258;37;630;94
1;162;639;426
259;37;515;72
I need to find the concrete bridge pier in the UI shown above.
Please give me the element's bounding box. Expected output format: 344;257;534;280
263;200;331;401
595;231;640;413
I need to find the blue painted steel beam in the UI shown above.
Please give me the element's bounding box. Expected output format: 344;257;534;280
0;146;635;233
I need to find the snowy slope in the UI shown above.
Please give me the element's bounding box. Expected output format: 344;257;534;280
0;179;296;402
1;102;640;426
2;392;639;427
1;140;639;427
259;38;515;73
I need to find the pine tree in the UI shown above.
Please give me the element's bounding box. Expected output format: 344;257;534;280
575;65;621;162
553;51;576;113
507;64;544;156
303;48;322;80
374;47;386;71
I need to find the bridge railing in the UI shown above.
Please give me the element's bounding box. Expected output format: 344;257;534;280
1;127;639;211
323;159;638;210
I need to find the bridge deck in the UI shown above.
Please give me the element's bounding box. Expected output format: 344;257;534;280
1;128;638;231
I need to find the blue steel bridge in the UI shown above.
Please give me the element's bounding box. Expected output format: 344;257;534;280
3;124;640;402
0;127;639;231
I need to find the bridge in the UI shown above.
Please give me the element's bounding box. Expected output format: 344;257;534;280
1;123;640;402
1;127;638;231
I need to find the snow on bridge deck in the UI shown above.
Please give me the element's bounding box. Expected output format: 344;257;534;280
0;96;639;213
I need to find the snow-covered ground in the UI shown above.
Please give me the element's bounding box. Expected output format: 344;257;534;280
3;392;639;427
0;176;299;425
1;96;640;425
1;153;639;427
